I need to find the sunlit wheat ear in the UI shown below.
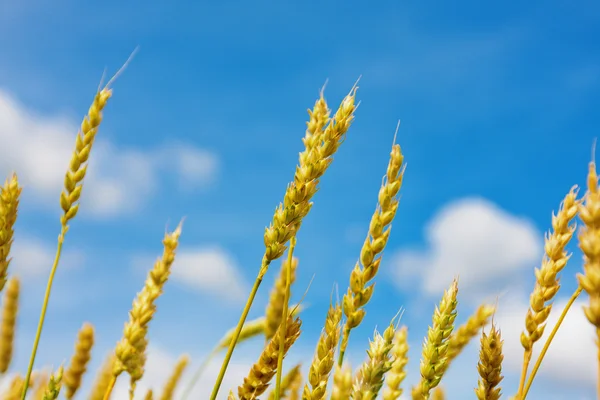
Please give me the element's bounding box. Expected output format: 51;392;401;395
339;140;405;366
64;322;94;399
267;364;302;400
436;303;495;378
145;389;154;400
3;374;25;400
0;276;19;372
89;354;115;400
0;174;21;292
159;354;189;400
285;364;303;400
303;303;342;400
383;326;408;400
111;222;183;400
331;363;352;400
32;371;49;400
417;279;459;399
261;86;357;277
475;324;504;400
237;316;302;400
42;366;64;400
218;317;267;350
351;321;396;400
265;257;298;340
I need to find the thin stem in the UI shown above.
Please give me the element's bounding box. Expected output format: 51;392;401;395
103;375;118;400
522;286;582;399
21;229;66;399
517;349;532;398
337;327;350;367
210;275;264;400
181;348;218;400
274;237;297;400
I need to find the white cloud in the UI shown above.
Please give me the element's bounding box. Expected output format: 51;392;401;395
0;89;219;217
10;235;84;278
171;247;247;302
495;296;596;386
391;197;542;299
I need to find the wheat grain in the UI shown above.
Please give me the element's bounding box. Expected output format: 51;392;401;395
0;276;19;372
64;322;95;399
0;174;21;292
265;257;298;340
475;324;503;400
159;354;189;400
383;326;408;400
237;316;302;399
340;140;405;365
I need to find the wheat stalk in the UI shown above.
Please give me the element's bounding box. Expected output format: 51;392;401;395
106;223;183;400
415;279;459;399
351;321;396;400
577;158;600;397
237;315;302;399
475;324;503;400
0;174;21;293
159;354;189;400
266;256;299;340
212;84;358;400
339;139;405;366
64;322;95;399
517;187;579;395
303;303;342;399
0;276;19;373
383;326;408;400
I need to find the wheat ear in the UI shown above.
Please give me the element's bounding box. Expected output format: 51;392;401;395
475;324;503;400
0;174;21;292
4;375;26;400
159;354;189;400
89;354;115;400
331;364;352;400
63;322;95;398
145;389;154;400
285;364;303;400
339;140;405;366
42;366;64;400
383;326;408;400
267;364;302;400
517;187;579;395
0;276;19;373
577;158;600;398
21;85;112;399
32;371;49;400
105;223;183;400
351;321;396;400
302;303;342;400
212;84;357;400
237;315;302;400
266;256;299;340
415;279;459;399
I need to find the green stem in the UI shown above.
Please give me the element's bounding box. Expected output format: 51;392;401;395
274;237;296;399
209;272;264;400
21;229;66;399
522;286;582;399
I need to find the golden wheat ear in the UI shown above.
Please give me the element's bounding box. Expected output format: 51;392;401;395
0;276;19;373
475;324;504;400
383;326;409;400
265;256;299;341
88;353;115;400
236;316;302;400
331;363;353;400
159;354;189;400
0;174;21;293
63;322;95;399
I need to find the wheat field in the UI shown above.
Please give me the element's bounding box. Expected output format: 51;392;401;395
0;49;597;400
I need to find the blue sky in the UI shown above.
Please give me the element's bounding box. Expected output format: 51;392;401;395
0;0;599;399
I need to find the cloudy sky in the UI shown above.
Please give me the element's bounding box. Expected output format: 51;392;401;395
0;0;599;399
